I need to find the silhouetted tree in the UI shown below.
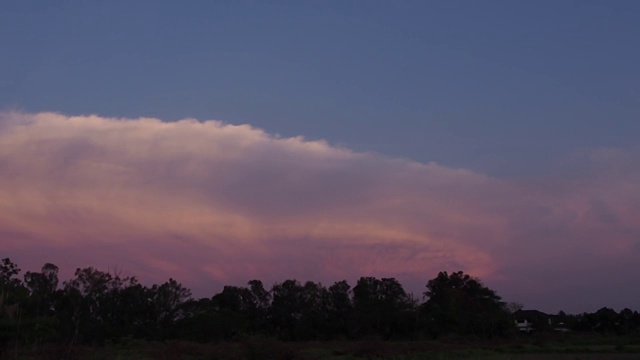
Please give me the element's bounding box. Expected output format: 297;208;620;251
422;271;512;338
617;308;636;335
211;285;253;339
298;281;331;339
4;257;640;349
327;280;353;338
582;307;619;333
247;279;271;333
270;279;305;340
21;263;60;345
0;258;28;349
151;278;191;339
353;277;415;339
174;297;220;342
24;263;59;314
0;258;22;290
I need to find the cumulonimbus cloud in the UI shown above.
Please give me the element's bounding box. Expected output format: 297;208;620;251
1;111;638;312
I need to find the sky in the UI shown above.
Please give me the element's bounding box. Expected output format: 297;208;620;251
1;1;639;313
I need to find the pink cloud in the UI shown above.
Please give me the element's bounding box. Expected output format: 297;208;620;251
1;111;639;313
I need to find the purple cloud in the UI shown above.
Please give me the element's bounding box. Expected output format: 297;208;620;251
1;111;638;313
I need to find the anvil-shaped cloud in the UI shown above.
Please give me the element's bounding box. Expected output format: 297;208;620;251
1;112;639;312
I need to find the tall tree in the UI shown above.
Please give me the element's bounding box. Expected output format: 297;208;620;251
24;263;59;316
151;277;191;338
327;280;353;338
0;258;22;290
0;258;27;308
422;271;512;338
270;279;304;340
247;279;271;333
61;267;150;342
298;281;331;339
0;258;28;349
210;285;253;339
352;277;415;338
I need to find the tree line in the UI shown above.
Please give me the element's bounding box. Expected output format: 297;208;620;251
1;258;639;349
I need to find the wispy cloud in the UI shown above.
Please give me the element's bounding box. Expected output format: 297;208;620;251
1;112;638;312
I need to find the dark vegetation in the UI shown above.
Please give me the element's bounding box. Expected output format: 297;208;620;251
1;258;639;359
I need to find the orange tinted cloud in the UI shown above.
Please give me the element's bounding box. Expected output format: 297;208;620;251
1;112;638;312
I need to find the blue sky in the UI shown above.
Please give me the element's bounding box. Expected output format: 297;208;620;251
3;1;639;175
2;1;640;311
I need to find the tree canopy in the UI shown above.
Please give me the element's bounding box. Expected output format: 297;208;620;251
1;257;639;354
422;271;512;337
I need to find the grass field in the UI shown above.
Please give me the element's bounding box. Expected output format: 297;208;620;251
5;334;640;360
